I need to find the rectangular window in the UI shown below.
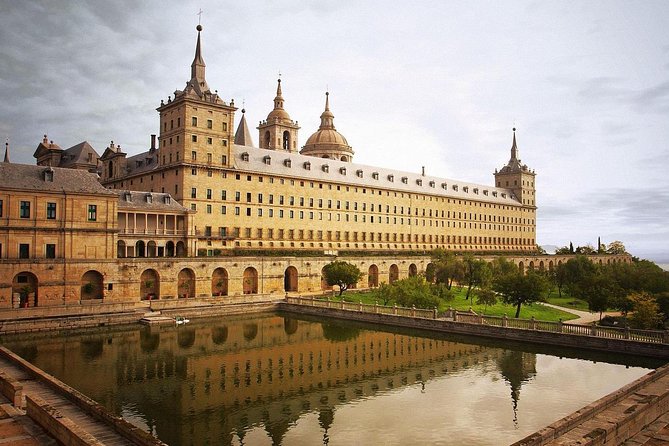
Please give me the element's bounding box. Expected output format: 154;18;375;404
246;192;252;203
191;203;197;211
206;204;212;214
246;208;251;216
235;206;240;215
0;199;3;217
19;243;29;259
207;119;213;129
87;204;97;221
20;201;30;218
221;190;227;200
46;202;57;219
191;188;197;198
221;205;227;214
207;137;213;145
45;244;56;259
191;135;197;142
222;122;228;131
235;191;240;201
206;189;212;199
258;193;263;203
192;116;197;126
191;150;197;160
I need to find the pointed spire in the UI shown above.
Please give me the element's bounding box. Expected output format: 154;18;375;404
189;25;209;93
234;109;255;147
319;92;335;130
510;127;518;162
273;79;284;110
3;138;9;163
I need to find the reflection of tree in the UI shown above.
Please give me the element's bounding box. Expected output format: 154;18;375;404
177;329;195;348
497;350;536;427
321;323;360;342
263;409;291;446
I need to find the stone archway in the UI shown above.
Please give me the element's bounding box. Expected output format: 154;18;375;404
284;266;298;292
243;267;258;294
178;268;195;298
212;268;229;296
166;241;175;257
81;270;104;300
117;240;126;258
140;269;160;300
147;241;157;257
409;263;418;277
389;264;399;283
518;261;525;275
176;241;186;257
135;240;145;258
12;272;38;308
368;264;379;288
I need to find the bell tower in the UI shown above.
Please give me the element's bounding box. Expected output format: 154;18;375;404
494;128;536;208
257;79;300;152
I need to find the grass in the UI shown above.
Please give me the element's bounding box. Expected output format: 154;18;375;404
544;293;591;311
335;287;579;322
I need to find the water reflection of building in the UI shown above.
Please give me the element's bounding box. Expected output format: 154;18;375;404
497;350;537;427
6;315;518;445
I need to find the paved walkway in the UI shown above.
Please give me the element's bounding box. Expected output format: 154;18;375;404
540;302;621;325
0;397;56;446
0;354;135;445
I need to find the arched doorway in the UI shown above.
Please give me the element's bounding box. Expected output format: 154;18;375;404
539;261;545;272
243;267;258;294
12;272;38;308
518;262;525;275
212;268;229;296
548;261;554;271
389;264;399;283
368;264;379;288
528;261;535;271
321;267;330;291
178;268;195;298
409;263;418;277
140;269;160;300
147;241;157;257
117;240;126;258
176;241;186;257
166;241;175;257
81;270;104;300
284;266;298;292
135;240;146;258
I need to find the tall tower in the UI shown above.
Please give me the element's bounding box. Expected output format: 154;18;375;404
155;24;237;200
494;128;536;208
257;79;300;152
300;92;354;162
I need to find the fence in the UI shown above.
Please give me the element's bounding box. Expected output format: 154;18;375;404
285;296;669;345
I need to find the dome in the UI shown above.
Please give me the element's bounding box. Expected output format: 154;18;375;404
300;92;354;161
266;107;292;122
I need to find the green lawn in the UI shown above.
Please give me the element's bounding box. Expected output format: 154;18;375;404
544;293;591;311
336;287;579;322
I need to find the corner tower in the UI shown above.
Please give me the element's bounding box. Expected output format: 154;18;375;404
494;128;536;208
300;92;354;162
155;25;237;188
257;79;300;152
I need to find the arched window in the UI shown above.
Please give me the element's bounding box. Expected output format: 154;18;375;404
264;131;271;148
283;131;290;150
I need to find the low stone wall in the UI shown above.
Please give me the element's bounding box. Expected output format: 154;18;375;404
512;363;669;445
0;311;140;334
0;301;141;321
148;294;280;311
279;303;669;359
0;370;23;407
26;394;103;446
0;347;166;445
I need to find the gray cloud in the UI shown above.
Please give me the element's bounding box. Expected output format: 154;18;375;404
578;77;669;114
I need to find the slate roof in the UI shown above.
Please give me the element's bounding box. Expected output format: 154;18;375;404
231;145;522;205
117;190;189;213
59;141;100;170
0;163;116;195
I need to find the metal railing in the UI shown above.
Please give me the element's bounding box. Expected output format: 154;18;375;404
285;297;669;345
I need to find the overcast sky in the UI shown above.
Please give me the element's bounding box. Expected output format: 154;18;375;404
1;1;668;262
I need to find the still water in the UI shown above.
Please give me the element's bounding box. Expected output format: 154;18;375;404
0;312;663;446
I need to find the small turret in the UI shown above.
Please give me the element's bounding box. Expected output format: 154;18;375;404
494;128;536;207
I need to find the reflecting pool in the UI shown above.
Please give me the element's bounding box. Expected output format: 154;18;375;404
0;312;663;445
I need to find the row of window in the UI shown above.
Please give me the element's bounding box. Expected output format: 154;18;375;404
0;200;98;221
186;191;534;225
0;243;57;259
161;116;229;133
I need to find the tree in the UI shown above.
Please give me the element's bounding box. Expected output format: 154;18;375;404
552;262;569;298
606;240;627;255
555;246;571;254
575;244;596;255
462;254;492;299
535;245;546;254
379;276;443;309
627;292;663;329
475;287;498;313
569;241;574;254
493;270;548;318
322;261;363;296
431;250;464;290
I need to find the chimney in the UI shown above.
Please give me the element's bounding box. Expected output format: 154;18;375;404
421;166;425;176
150;134;156;151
